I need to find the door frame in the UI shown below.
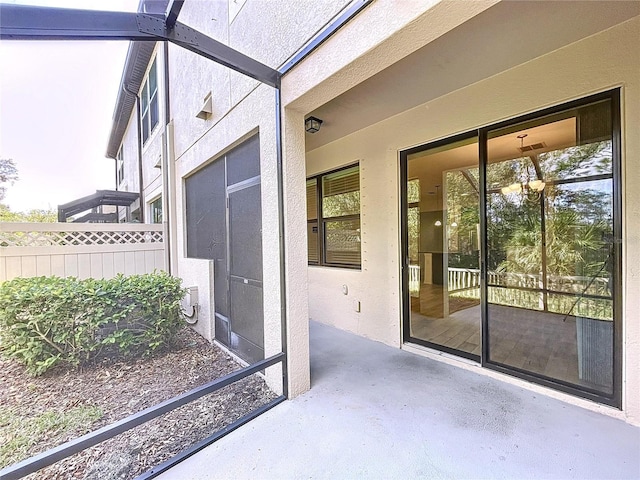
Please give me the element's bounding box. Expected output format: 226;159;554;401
400;130;480;362
400;88;622;408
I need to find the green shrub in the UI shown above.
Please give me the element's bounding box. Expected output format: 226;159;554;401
0;272;186;375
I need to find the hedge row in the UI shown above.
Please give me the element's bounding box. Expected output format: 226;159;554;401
0;272;185;375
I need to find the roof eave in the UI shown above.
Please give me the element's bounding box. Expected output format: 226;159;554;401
105;0;170;159
105;40;156;159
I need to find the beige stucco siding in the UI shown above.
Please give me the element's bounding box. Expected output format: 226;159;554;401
118;43;165;219
304;16;640;423
168;0;350;161
140;44;165;212
166;0;357;396
120;106;139;198
172;83;284;393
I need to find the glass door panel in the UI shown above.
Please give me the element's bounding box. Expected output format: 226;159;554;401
485;99;615;395
405;137;481;359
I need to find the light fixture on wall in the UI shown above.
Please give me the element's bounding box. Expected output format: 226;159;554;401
305;116;323;133
500;134;546;200
434;185;442;226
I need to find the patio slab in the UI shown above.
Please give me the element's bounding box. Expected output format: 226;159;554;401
158;321;640;480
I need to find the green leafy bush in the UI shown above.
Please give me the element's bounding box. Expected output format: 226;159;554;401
0;272;185;375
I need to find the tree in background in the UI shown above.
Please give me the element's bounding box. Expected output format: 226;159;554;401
0;158;56;222
0;158;18;202
0;204;57;223
490;142;612;280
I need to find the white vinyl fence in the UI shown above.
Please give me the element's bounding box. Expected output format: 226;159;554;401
0;223;165;282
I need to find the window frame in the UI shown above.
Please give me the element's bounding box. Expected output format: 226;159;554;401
149;196;162;224
116;146;125;187
307;162;361;269
140;58;159;145
399;88;622;408
479;90;622;408
406;178;420;265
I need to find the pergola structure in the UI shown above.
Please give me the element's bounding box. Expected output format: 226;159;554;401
0;1;371;478
57;190;139;222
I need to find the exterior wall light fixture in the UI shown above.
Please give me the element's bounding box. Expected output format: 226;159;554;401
305;116;323;133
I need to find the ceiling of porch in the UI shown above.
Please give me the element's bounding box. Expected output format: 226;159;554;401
304;0;640;152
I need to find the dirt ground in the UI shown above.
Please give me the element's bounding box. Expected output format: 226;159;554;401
0;327;277;479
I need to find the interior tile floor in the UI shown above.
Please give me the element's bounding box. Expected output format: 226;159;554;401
410;287;613;391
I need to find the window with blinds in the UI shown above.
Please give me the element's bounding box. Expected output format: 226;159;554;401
307;164;361;268
307;179;319;263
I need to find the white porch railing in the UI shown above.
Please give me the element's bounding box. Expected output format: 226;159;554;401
448;267;481;292
410;266;611;320
0;222;165;282
456;268;611;320
409;265;420;297
447;268;609;294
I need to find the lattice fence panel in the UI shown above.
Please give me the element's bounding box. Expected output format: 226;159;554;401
0;229;163;247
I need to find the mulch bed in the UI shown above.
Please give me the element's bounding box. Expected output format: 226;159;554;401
0;327;277;479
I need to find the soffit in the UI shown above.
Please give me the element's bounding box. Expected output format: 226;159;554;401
305;0;640;152
105;41;157;158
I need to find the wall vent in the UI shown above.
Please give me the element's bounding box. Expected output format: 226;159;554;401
519;142;546;153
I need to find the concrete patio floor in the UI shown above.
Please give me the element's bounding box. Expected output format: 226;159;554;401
159;321;640;480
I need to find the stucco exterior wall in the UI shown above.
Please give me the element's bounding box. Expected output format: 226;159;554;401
304;16;640;423
278;0;502;399
165;0;355;396
281;0;499;113
120;111;139;199
169;0;349;161
172;83;284;393
117;43;165;220
226;0;348;107
140;44;165;216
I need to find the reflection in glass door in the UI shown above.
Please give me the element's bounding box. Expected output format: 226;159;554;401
401;90;620;404
404;136;481;360
485;98;617;397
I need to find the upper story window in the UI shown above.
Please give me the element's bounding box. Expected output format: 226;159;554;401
141;59;159;145
116;147;125;187
307;164;361;268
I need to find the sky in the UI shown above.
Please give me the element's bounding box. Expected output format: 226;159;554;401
0;0;139;212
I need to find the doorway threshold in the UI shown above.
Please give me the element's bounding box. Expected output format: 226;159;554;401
402;341;479;366
402;340;626;422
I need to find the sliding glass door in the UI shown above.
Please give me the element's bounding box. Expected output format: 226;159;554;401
403;135;481;360
484;96;618;398
401;90;620;405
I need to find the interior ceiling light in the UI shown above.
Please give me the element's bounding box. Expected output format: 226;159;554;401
305;116;323;133
500;134;546;199
434;185;442;226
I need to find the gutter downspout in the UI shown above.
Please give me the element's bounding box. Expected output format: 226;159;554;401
123;83;145;224
161;41;172;274
114;155;119;222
